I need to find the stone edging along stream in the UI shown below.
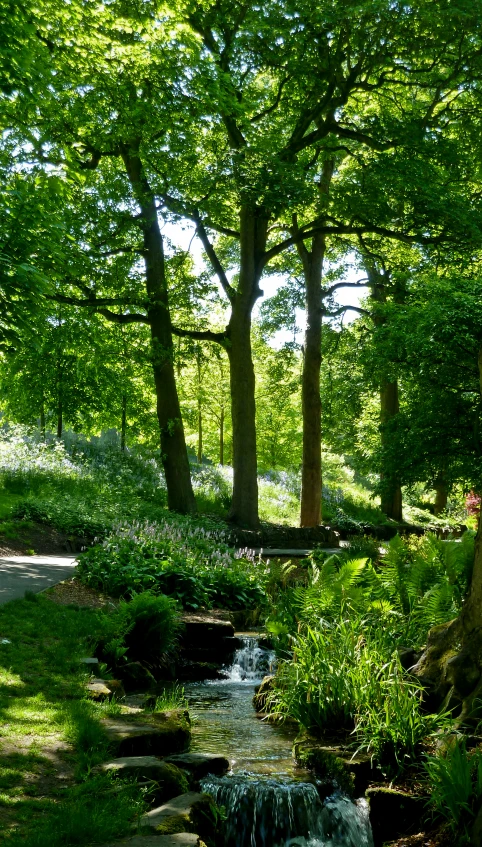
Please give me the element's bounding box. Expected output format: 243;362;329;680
81;613;429;847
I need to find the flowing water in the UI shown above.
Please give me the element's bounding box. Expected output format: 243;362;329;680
184;635;373;847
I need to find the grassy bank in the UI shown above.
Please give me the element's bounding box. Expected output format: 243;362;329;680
0;593;145;845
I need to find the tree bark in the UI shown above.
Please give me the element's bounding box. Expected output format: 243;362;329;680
434;476;448;515
220;406;224;465
196;351;202;463
299;232;325;527
367;265;403;521
296;161;333;527
380;379;403;521
121;393;127;452
57;359;63;439
227;205;267;528
121;148;196;514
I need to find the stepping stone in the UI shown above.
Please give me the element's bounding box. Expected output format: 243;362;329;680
102;835;204;846
101;710;191;757
140;792;217;839
100;756;188;803
80;657;99;669
164;753;229;779
86;678;125;701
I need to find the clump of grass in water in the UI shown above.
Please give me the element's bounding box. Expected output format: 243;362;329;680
152;684;188;712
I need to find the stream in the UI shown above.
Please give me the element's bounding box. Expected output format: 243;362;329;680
184;635;373;847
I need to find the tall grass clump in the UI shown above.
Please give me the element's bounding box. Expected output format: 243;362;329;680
424;738;482;835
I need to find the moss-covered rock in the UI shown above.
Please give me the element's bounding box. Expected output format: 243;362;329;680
140;792;221;844
293;733;377;796
366;786;426;847
164;753;229;782
102;709;191;757
100;756;189;803
102;834;206;846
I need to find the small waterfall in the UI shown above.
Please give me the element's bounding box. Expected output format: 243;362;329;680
201;775;373;847
224;635;276;683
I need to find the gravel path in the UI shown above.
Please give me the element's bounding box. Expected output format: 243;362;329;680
0;555;77;604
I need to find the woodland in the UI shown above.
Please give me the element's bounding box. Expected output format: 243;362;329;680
3;1;482;845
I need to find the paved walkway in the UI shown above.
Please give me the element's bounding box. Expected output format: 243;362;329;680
0;556;77;604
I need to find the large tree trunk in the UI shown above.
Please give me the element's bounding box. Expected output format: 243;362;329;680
434;476;448;515
380;379;403;521
367;264;403;521
413;346;482;722
299;233;325;527
227;205;267;528
122;148;196;515
297;161;333;527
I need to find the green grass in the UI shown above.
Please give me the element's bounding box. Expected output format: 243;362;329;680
0;595;146;844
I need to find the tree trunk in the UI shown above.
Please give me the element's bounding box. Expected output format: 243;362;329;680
380;379;403;521
56;355;62;439
40;397;46;441
197;352;202;463
220;406;224;465
227;205;267;528
366;265;403;522
122;148;196;515
299;233;325;527
297;161;333;527
434;477;448;515
121;393;127;452
197;401;203;464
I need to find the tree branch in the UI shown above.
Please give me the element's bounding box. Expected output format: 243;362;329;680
171;324;228;346
323;280;369;297
47;294;149;322
193;217;236;303
323;305;371;318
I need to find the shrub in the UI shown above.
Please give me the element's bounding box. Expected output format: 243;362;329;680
119;592;183;666
77;519;267;611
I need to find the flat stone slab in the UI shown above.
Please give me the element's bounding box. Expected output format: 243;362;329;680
101;710;191;757
0;555;76;604
140;792;208;830
164;752;229;779
101;755;175;779
103;835;203;846
181;616;235;645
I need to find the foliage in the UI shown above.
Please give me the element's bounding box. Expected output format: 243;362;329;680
273;532;475;646
77;519;267;611
268;616;448;773
153;684;188;711
266;531;475;771
117;591;183;667
424;738;482;835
